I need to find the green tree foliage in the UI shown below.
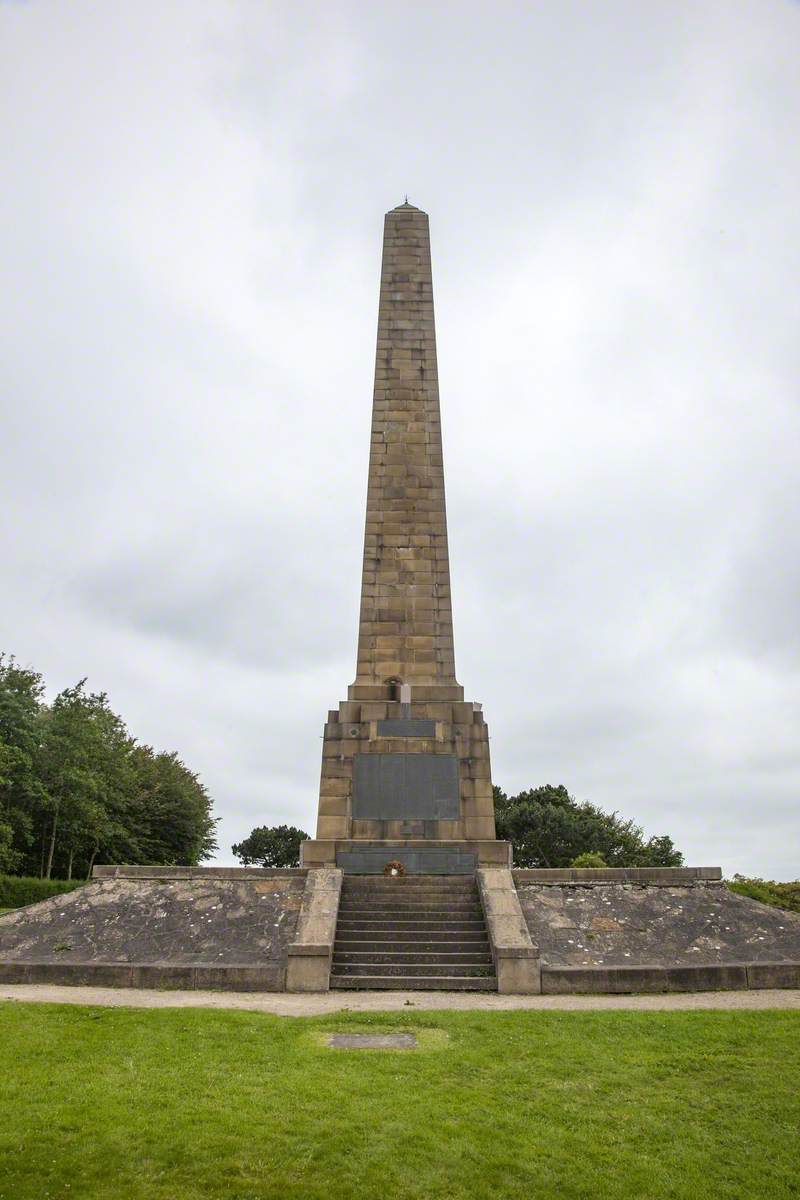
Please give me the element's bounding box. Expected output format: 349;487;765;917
494;784;684;868
0;653;217;879
232;825;309;868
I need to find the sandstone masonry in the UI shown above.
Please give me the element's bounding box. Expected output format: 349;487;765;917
304;203;505;869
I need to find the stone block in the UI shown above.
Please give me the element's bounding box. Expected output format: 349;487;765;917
746;962;800;989
194;965;285;992
131;964;196;989
495;952;542;995
319;777;350;797
321;761;353;780
541;963;749;995
463;817;497;840
316;816;350;840
300;840;338;867
317;795;350;817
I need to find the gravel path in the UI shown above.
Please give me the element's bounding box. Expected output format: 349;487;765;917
2;984;799;1015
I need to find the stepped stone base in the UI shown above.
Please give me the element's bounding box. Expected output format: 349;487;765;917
2;864;798;995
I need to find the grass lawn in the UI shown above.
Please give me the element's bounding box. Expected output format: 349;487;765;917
0;1003;798;1200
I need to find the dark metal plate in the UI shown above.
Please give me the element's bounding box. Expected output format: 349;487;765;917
377;719;436;737
352;754;459;820
336;846;477;874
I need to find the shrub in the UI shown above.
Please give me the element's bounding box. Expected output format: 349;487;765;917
0;875;87;910
727;876;800;914
570;852;607;868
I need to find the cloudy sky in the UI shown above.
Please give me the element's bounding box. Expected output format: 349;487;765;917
2;0;799;877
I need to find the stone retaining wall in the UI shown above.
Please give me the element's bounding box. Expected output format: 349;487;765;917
0;868;308;991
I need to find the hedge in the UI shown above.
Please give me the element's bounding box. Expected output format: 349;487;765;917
727;876;800;914
0;875;88;910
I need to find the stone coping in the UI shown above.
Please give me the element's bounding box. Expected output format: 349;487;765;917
476;868;540;994
3;958;796;995
514;867;722;885
0;961;285;991
540;961;800;994
92;866;307;880
286;868;343;993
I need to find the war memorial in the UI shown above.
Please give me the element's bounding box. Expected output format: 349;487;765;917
1;203;799;994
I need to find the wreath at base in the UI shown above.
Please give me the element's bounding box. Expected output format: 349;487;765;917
383;859;406;877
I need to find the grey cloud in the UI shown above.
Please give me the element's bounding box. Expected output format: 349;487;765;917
2;0;799;876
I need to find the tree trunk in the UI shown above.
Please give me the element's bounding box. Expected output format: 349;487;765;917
67;849;73;880
45;812;58;880
86;847;98;880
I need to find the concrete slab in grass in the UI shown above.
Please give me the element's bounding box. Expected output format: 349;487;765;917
328;1032;418;1049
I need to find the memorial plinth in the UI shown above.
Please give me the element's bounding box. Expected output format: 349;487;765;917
302;203;509;874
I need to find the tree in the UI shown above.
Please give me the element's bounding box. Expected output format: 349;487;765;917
232;825;309;868
0;655;45;873
125;746;218;867
494;784;683;868
0;651;218;878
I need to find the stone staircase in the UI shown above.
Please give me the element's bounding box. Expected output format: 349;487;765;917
330;874;497;991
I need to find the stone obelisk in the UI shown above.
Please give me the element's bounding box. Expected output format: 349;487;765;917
302;203;509;874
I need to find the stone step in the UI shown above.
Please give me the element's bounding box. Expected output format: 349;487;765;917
339;890;480;900
333;950;493;965
338;903;483;915
332;873;494;992
331;961;495;978
341;882;478;893
340;897;479;902
335;920;488;933
334;937;490;951
340;884;479;894
341;883;479;892
337;914;483;925
330;975;497;991
341;892;479;902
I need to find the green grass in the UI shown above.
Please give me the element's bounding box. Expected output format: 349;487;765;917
0;1004;798;1200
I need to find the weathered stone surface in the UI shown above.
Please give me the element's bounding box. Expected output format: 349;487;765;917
352;203;458;695
328;1033;418;1049
516;881;800;967
0;872;306;983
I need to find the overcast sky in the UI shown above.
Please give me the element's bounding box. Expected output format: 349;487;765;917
2;0;799;877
